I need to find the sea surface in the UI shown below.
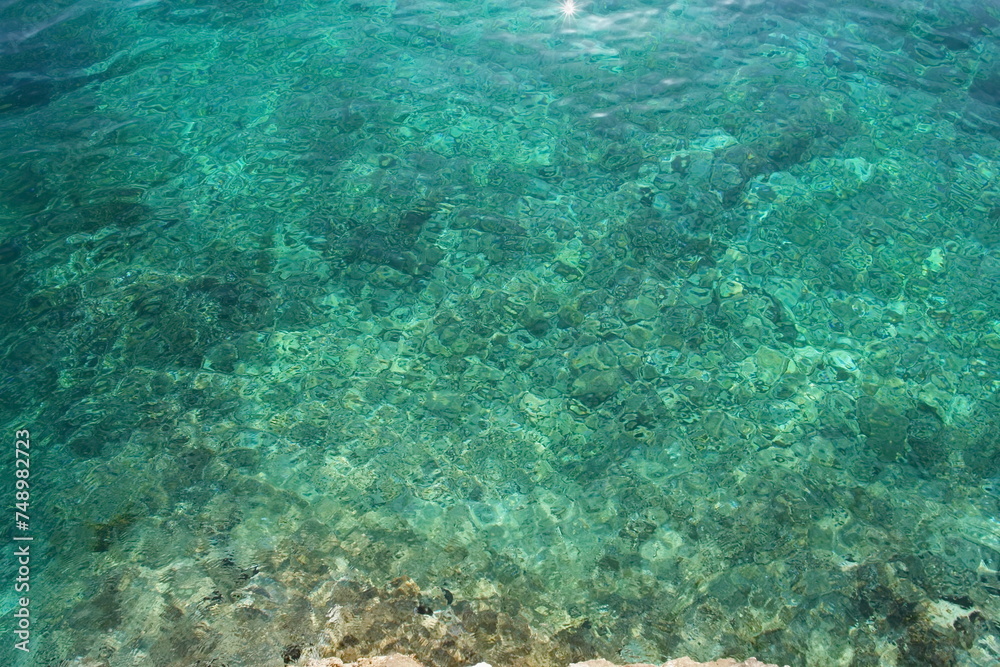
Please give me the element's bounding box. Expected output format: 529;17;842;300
1;0;1000;665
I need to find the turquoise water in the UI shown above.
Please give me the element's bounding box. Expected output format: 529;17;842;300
1;0;1000;665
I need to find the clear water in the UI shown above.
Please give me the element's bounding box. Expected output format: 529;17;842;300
2;0;1000;665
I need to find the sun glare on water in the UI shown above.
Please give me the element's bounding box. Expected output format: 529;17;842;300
559;0;580;20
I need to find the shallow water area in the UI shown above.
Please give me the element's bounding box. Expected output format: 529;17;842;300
2;0;1000;665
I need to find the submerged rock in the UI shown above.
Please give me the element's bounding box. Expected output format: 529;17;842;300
571;660;784;667
304;656;786;667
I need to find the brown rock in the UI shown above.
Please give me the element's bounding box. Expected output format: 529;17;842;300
306;655;425;667
306;655;786;667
